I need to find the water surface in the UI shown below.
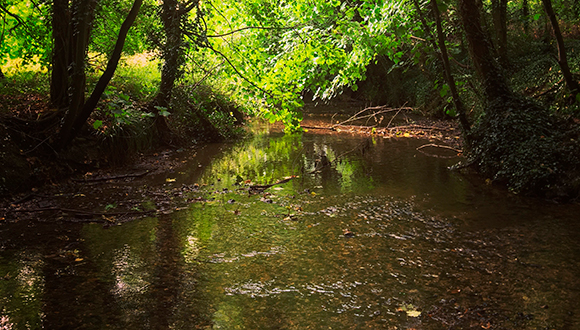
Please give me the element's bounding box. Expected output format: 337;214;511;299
1;123;580;329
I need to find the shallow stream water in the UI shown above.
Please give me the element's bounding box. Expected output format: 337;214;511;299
1;122;580;329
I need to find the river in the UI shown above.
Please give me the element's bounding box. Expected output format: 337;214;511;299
1;121;579;329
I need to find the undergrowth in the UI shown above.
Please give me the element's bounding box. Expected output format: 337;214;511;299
467;96;580;200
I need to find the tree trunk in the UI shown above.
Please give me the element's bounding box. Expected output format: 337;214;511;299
491;0;508;66
50;0;71;109
57;0;96;148
429;0;471;132
57;0;143;146
152;0;186;142
541;0;580;99
458;0;512;106
156;0;183;108
522;0;530;33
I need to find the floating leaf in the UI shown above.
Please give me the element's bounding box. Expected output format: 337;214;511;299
406;310;421;317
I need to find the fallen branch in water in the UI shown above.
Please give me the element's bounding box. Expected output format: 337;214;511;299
10;207;155;217
72;171;149;182
416;143;462;159
248;176;297;190
381;124;455;132
303;123;452;132
416;143;462;153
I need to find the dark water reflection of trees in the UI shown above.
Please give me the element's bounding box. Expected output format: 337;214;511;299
1;129;580;329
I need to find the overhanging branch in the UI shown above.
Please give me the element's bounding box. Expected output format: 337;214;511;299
206;25;299;38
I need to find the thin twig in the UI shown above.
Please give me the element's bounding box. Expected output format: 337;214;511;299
10;207;155;217
334;105;413;127
385;105;408;128
206;25;299;38
416;143;462;153
72;171;149;182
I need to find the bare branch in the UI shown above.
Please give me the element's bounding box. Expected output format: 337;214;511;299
334;105;413;127
416;143;462;153
206;25;299;38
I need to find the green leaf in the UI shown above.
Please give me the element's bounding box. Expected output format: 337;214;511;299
92;120;103;130
446;106;457;117
440;84;449;98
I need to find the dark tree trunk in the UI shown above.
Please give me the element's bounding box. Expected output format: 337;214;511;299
57;0;143;146
491;0;508;66
50;0;71;109
522;0;530;33
458;0;512;106
156;0;183;109
429;0;471;132
57;0;96;148
152;0;186;142
541;0;580;99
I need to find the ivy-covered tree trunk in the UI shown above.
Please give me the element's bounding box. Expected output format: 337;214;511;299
541;0;580;100
458;0;579;198
152;0;186;143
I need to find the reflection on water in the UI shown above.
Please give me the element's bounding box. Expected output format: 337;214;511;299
1;124;580;329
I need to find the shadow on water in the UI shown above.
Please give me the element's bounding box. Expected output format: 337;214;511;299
1;121;580;329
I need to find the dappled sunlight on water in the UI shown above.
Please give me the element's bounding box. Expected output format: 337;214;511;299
1;126;580;329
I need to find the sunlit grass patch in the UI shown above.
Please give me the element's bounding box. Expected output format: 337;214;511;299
0;57;50;97
109;52;161;101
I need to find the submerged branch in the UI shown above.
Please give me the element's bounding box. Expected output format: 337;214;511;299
10;207;155;217
248;176;297;191
417;143;462;153
72;171;149;182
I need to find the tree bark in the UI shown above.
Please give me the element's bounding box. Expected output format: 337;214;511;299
152;0;188;142
541;0;580;99
57;0;96;148
429;0;471;132
50;0;71;109
156;0;183;109
522;0;530;33
491;0;508;66
458;0;512;105
57;0;143;146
